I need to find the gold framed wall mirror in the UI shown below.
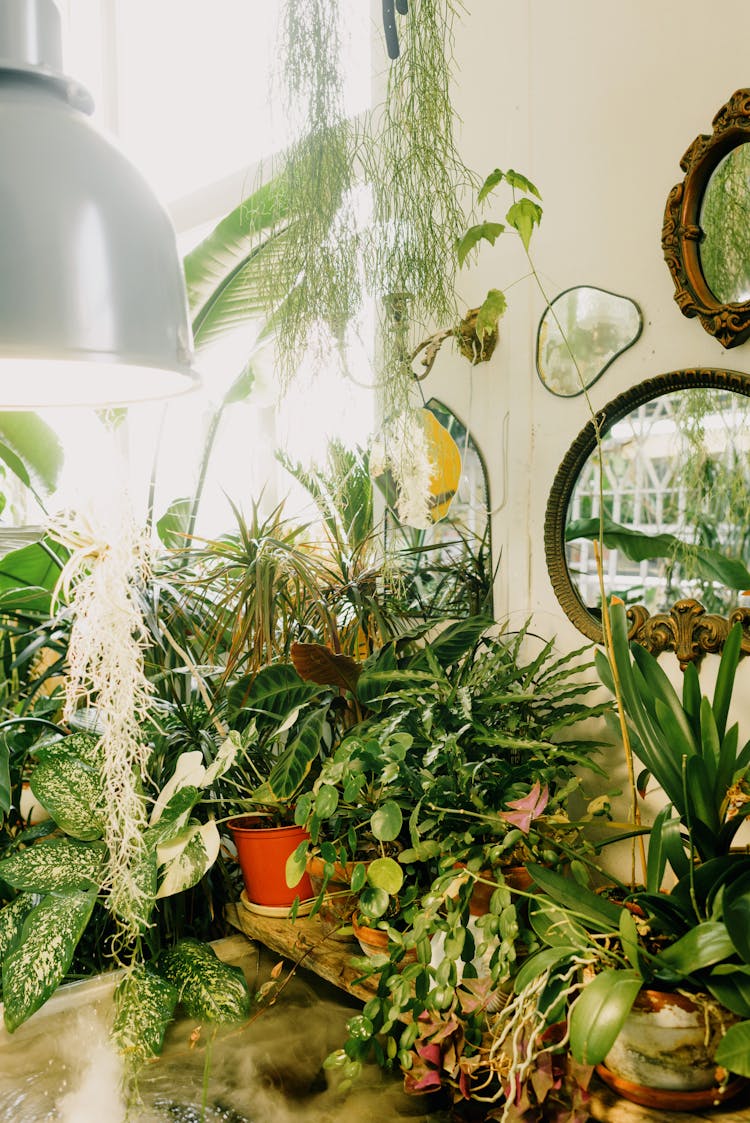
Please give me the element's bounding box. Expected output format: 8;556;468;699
663;89;750;347
544;368;750;666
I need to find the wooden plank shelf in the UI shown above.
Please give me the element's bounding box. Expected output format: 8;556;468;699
226;903;750;1123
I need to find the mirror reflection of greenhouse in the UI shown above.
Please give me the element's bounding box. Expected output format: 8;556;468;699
566;387;750;614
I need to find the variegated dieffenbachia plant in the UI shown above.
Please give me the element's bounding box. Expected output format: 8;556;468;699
0;730;251;1053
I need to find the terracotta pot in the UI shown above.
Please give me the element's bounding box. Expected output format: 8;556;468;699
305;854;362;936
351;912;417;964
228;817;313;908
454;864;532;916
602;988;740;1095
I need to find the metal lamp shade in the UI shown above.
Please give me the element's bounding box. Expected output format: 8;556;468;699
0;0;199;407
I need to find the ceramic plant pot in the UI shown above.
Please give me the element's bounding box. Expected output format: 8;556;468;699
600;988;743;1101
351;913;417;965
455;864;532;917
228;817;313;909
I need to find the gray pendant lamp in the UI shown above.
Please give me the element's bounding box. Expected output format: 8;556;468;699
0;0;199;407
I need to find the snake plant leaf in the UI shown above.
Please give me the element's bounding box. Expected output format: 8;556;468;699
157;938;251;1023
0;892;37;966
156;820;220;899
723;870;750;964
262;705;328;803
2;890;96;1032
569;968;642;1065
112;964;178;1062
713;622;742;742
29;756;105;841
0;838;105;893
715;1020;750;1078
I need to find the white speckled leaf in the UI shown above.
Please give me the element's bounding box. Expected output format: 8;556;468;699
33;732;102;766
157;938;251;1023
2;890;97;1032
0;893;38;974
0;838;105;892
155;820;220;899
29;757;105;840
112;964;178;1061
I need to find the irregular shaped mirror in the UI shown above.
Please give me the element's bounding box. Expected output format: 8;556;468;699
663;89;750;347
545;369;750;664
384;399;493;618
536;286;642;397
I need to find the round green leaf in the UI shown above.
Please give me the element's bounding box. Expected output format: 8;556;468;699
315;785;339;819
366;857;404;895
358;886;389;919
346;1014;373;1041
285;841;308;889
715;1020;750;1077
370;800;402;842
350;861;367;893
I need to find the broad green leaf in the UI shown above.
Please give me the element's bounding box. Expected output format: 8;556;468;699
33;732;102;766
222;359;256;405
414;615;492;671
315;785;339;819
698;696;720;788
145;785;200;847
0;838;105;893
706;968;750;1018
528;898;588;949
685;754;720;836
567;517;750;590
29;757;105;840
527;864;621;930
569;969;642;1064
0;540;64;615
619;908;640;972
202;731;241;786
647;805;677;892
455;222;506;268
505;169;542;199
656;921;735;976
477;168;505;203
0;892;37;964
370;800;402;843
117;845;157;932
475;288;507;340
231;663;325;726
0;736;9;816
513;946;580;993
156;820;220;899
715;1020;750;1077
112;965;178;1061
0;412;63;496
156;497;192;550
2;890;96;1032
150;750;206;826
264;705;327;802
291;643;362;694
158;938;252;1022
506;199;542;251
723;870;750;963
367;857;404;895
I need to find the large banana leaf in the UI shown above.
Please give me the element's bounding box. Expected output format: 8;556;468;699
184;177;289;353
0;412;63;500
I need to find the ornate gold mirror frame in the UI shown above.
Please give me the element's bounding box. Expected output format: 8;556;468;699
663;89;750;347
544;368;750;666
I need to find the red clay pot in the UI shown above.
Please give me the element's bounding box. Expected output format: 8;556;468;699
228;817;313;907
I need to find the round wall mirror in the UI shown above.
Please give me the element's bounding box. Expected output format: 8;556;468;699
663;89;750;348
536;286;642;397
545;369;750;663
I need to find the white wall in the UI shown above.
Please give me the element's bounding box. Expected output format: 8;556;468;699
414;0;750;849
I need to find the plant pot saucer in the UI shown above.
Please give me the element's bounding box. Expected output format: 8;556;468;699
239;890;315;919
595;1063;748;1111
